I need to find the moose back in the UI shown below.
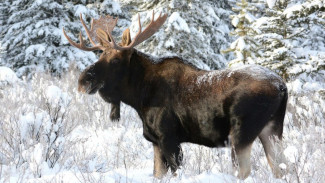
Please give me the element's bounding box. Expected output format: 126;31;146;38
63;11;288;179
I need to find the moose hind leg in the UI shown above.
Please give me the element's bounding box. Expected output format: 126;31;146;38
259;122;286;178
232;143;253;179
153;144;168;178
159;137;183;175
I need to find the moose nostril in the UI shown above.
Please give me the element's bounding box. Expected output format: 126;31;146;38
78;85;86;93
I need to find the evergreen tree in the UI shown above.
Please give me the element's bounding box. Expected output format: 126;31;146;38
222;0;261;66
0;0;12;58
253;0;325;79
1;0;84;77
122;0;233;70
252;0;295;78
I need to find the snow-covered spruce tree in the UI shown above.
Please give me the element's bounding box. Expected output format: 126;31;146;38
280;0;325;127
222;0;261;66
0;0;126;78
0;0;89;78
0;0;12;58
252;0;296;79
249;0;325;135
249;0;324;79
119;0;233;70
0;1;11;36
280;0;325;76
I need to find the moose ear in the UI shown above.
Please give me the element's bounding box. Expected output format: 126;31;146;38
97;28;111;46
121;28;132;46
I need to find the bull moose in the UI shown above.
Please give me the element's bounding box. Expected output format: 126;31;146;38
63;11;288;179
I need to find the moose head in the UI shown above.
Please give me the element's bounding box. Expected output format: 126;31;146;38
63;12;167;95
63;12;167;121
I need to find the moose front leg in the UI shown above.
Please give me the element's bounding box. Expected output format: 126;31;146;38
109;102;120;121
153;144;168;178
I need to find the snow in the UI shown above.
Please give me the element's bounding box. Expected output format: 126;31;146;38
253;17;268;27
168;12;191;33
283;4;303;19
231;64;282;81
196;71;221;85
245;12;256;23
165;39;175;48
0;65;325;182
44;85;71;107
231;16;240;27
74;5;89;17
288;79;303;93
31;143;43;165
237;37;246;51
0;66;19;86
26;44;46;57
266;0;277;9
19;112;35;141
284;146;298;163
1;0;325;182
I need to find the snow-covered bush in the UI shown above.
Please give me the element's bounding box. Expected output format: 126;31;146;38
0;66;20;88
0;71;77;179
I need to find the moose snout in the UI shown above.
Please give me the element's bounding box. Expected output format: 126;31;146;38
78;84;87;93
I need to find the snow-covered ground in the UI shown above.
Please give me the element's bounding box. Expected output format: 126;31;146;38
0;66;324;183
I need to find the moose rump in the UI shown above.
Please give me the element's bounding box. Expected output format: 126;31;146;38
139;63;287;179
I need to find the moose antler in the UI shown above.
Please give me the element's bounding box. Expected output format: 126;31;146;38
62;14;118;51
63;11;167;51
97;11;168;50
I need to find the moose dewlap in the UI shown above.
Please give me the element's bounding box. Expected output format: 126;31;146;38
63;11;288;179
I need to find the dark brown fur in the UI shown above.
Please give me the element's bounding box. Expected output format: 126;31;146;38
78;45;288;178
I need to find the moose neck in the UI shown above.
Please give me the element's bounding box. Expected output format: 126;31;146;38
117;50;156;110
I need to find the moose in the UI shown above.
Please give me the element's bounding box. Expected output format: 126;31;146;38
63;11;288;179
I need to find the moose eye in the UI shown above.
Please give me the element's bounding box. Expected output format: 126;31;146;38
110;58;119;64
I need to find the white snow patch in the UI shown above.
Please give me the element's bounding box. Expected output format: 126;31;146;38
284;146;299;163
74;5;89;17
266;0;277;9
245;12;256;23
19;112;35;141
25;44;46;57
44;85;71;107
230;64;282;81
168;12;191;33
303;82;322;92
196;71;222;85
231;16;240;27
35;0;44;6
288;79;303;93
237;37;246;51
279;163;287;170
0;66;19;86
253;17;268;27
283;4;303;18
31;143;44;165
165;39;175;48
